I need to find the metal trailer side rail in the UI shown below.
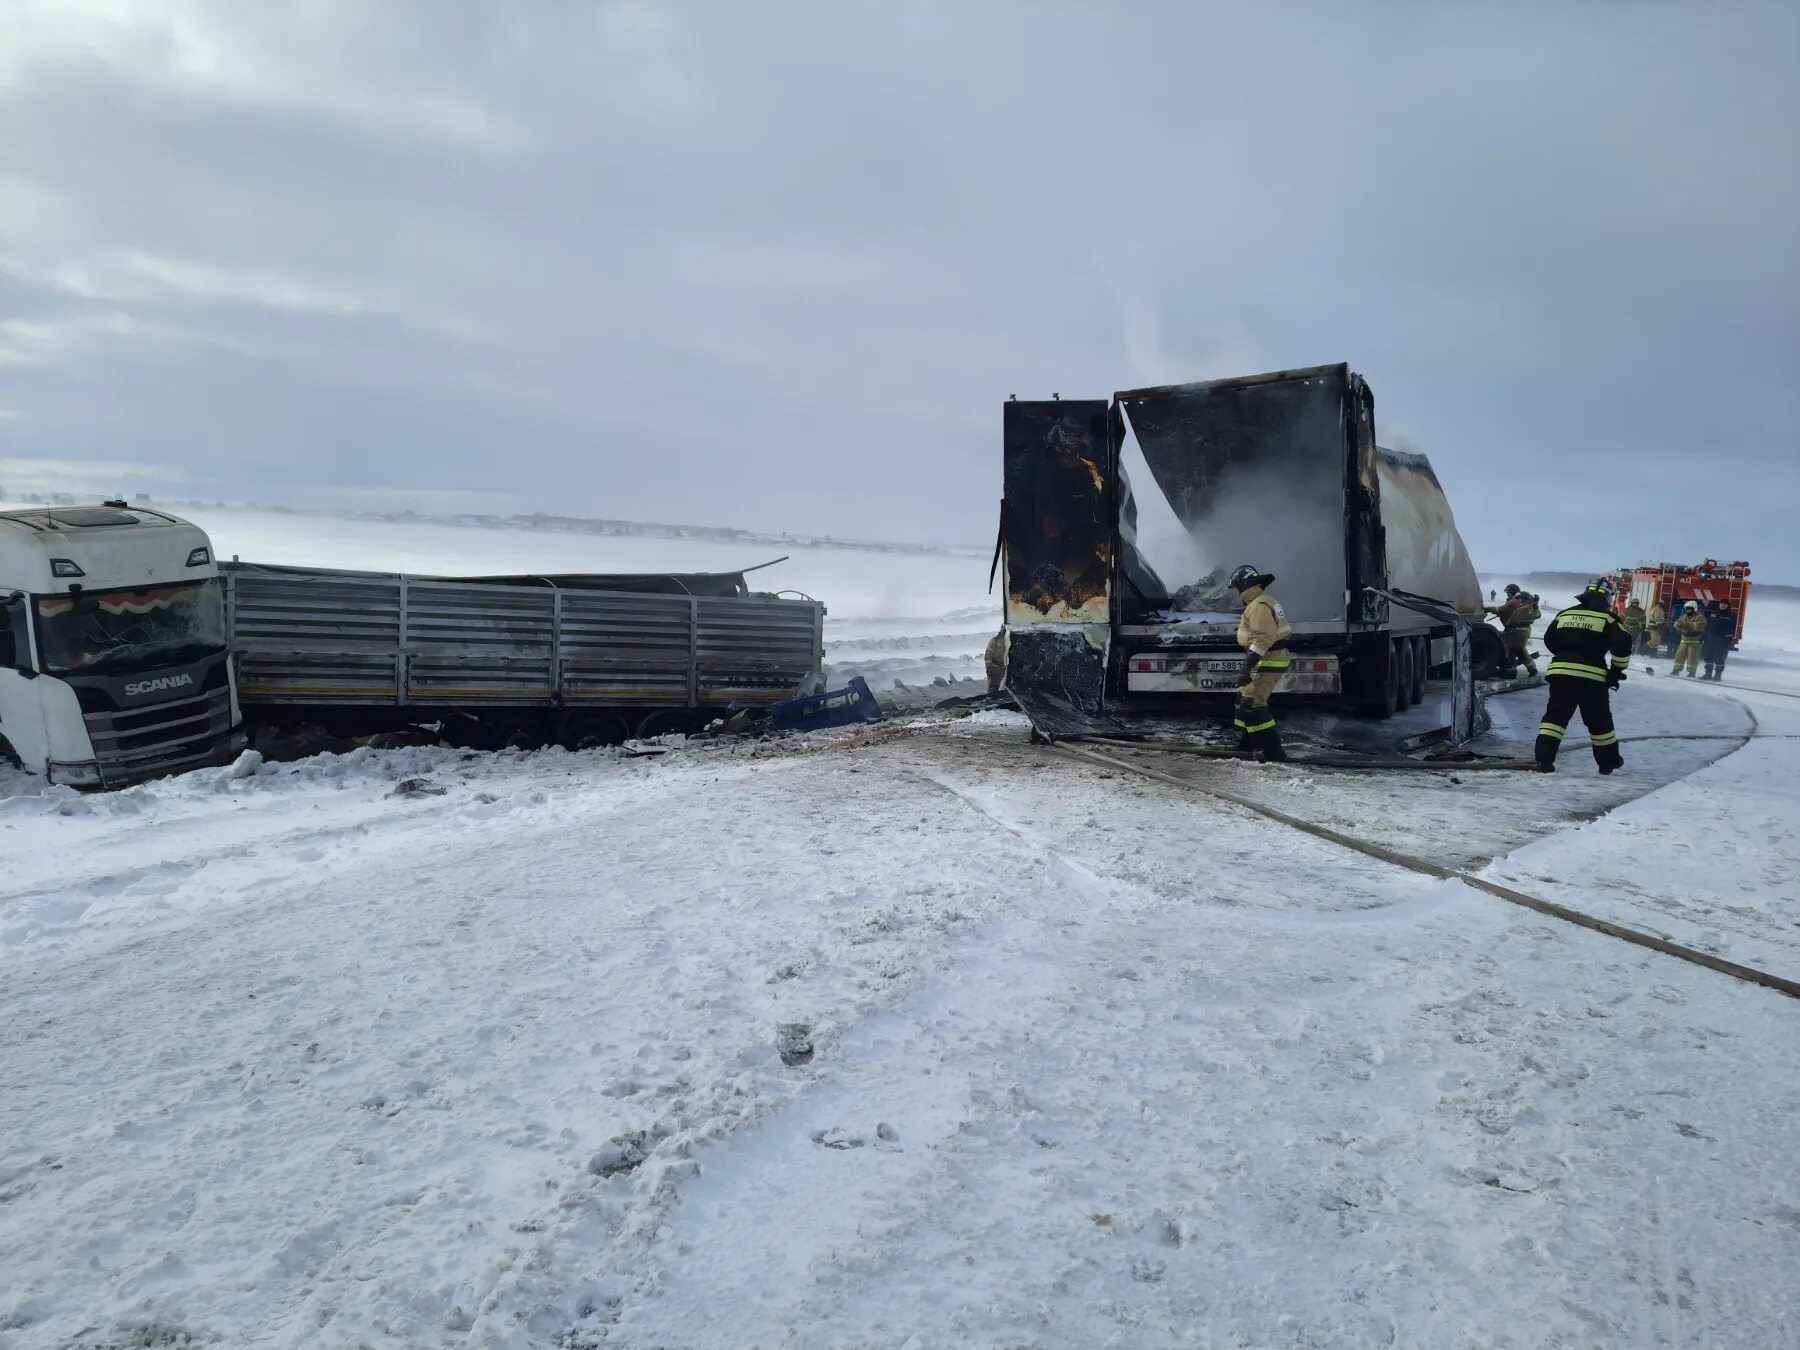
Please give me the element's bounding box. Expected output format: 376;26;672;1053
223;565;824;715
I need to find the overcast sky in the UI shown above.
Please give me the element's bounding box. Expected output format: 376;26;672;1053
2;1;1796;576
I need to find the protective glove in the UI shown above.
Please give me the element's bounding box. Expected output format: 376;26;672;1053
1607;669;1625;690
1238;651;1262;684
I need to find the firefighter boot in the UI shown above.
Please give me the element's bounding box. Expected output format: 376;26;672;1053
1534;724;1563;772
1703;663;1715;680
1232;699;1256;753
1256;725;1288;763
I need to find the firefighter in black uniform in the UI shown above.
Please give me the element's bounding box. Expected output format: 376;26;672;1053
1535;580;1633;774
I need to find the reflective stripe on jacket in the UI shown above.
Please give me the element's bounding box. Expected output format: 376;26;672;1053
1543;603;1632;682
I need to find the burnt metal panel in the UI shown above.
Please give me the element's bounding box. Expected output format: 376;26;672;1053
1000;400;1113;625
999;398;1117;738
1349;375;1388;626
1002;626;1113;738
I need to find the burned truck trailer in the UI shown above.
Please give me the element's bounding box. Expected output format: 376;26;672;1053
999;364;1484;731
222;561;825;746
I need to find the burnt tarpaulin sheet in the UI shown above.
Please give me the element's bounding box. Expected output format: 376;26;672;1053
1372;447;1484;621
1118;369;1349;624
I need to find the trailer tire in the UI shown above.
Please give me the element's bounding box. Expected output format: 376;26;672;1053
1395;639;1417;711
1352;636;1399;719
557;710;629;751
1409;637;1428;705
367;727;440;750
634;709;699;741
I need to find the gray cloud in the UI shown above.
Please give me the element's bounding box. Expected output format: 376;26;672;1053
2;1;1796;575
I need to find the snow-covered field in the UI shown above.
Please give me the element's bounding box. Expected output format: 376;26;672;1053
4;512;1799;1348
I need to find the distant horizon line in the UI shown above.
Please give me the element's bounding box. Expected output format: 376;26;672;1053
2;492;1788;589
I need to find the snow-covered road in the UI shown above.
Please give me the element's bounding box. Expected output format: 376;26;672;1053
4;679;1798;1346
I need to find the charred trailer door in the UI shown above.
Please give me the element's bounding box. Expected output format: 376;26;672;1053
1119;365;1364;627
998;399;1117;736
1112;365;1390;702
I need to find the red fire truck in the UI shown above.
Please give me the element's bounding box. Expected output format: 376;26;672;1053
1605;560;1751;651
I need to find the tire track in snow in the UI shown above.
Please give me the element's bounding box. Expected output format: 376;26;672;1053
1051;743;1800;1001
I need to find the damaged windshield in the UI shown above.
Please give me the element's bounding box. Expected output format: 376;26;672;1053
34;579;226;675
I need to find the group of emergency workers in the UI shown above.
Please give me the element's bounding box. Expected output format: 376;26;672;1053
1621;596;1738;680
1235;569;1637;773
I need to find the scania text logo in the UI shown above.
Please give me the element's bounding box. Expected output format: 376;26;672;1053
124;673;195;697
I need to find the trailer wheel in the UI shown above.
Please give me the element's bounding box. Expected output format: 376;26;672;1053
634;709;697;741
557;709;628;751
1352;636;1399;719
1409;637;1428;705
1395;639;1417;711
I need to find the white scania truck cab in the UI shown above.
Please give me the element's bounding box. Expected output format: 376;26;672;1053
0;503;243;788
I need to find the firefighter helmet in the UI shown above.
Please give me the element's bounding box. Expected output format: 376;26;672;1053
1503;582;1520;595
1579;579;1614;604
1229;563;1272;593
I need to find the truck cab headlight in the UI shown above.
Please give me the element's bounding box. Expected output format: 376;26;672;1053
51;559;86;578
186;547;211;566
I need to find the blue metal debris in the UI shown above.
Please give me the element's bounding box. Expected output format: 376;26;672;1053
766;676;885;732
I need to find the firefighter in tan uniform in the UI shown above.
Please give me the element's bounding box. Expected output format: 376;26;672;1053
1485;583;1540;677
1622;599;1646;653
1229;563;1291;762
1645;600;1667;655
1671;601;1706;676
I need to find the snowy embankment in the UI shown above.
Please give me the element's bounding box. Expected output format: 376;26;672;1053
4;665;1799;1346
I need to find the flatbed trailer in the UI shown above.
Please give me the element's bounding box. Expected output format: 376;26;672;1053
222;560;825;746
